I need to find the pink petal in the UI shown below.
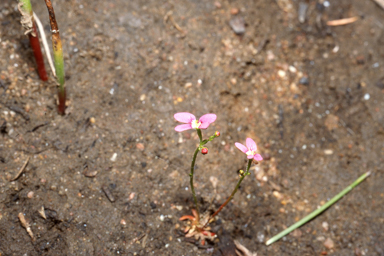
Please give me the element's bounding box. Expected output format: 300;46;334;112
175;124;192;132
254;154;263;161
247;154;254;159
199;122;210;129
174;112;196;124
235;142;248;153
246;138;257;151
199;114;217;125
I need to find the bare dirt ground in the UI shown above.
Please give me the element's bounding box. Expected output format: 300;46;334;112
1;0;384;255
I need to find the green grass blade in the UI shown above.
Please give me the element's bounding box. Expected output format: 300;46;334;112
266;171;371;246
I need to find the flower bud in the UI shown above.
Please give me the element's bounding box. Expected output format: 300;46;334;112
201;148;208;155
215;131;220;137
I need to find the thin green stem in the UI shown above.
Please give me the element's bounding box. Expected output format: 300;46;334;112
266;171;371;246
19;0;32;13
197;129;203;142
204;159;253;227
188;129;219;220
190;147;200;219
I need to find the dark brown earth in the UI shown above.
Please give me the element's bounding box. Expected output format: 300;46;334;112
1;0;384;255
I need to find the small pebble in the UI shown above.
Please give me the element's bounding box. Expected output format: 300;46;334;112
322;221;329;231
229;16;245;35
230;8;239;15
324;149;333;155
27;191;34;198
363;93;370;100
90;117;96;124
136;143;145;151
129;192;135;200
323;237;334;249
289;66;297;73
273;191;282;199
110;153;117;162
317;236;325;241
299;76;309;85
83;169;98;177
140;94;146;101
291;229;302;238
277;70;286;78
120;219;127;225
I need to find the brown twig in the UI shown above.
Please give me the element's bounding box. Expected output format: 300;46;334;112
372;0;384;10
327;16;359;26
11;156;30;181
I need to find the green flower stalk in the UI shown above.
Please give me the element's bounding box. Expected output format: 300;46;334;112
174;112;218;218
44;0;66;115
266;171;371;246
203;137;263;227
18;0;48;81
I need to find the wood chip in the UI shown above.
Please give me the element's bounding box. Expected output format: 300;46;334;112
11;157;30;181
234;240;258;256
327;16;358;26
102;185;115;202
18;213;34;240
38;206;47;219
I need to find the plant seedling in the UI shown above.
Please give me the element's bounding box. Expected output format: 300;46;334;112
44;0;66;115
18;0;48;81
174;112;263;245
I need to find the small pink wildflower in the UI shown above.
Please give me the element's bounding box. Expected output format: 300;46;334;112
174;112;217;132
235;138;263;161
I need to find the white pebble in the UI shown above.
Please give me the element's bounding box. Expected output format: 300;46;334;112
277;70;286;78
363;93;370;100
288;66;297;73
110;153;117;162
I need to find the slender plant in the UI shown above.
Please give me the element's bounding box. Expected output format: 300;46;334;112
44;0;66;115
266;171;371;245
18;0;48;81
174;112;263;245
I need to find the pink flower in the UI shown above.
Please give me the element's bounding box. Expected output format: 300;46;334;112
235;138;263;161
174;112;217;132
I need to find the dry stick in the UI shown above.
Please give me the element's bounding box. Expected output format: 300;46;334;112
11;156;30;181
44;0;66;115
372;0;384;9
18;0;48;81
327;16;359;26
18;213;34;240
33;12;56;77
